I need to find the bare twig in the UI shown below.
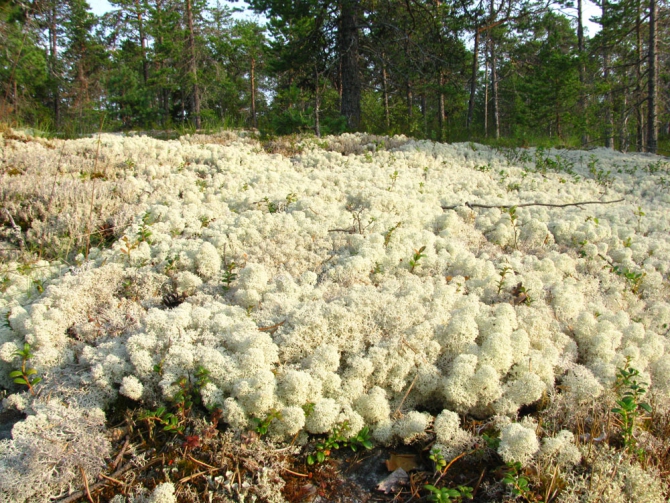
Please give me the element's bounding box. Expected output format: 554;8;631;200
179;467;223;484
258;320;286;334
98;473;124;486
441;198;625;210
110;435;130;471
56;458;158;503
2;208;24;249
187;454;218;470
79;466;94;503
283;467;311;478
327;227;356;233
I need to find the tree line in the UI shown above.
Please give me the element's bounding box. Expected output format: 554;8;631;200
0;0;667;152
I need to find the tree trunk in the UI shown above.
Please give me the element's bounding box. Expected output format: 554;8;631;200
438;71;445;140
315;64;320;137
135;0;148;86
251;57;257;128
491;38;500;140
382;57;390;130
49;3;60;127
466;28;480;129
647;0;658;153
421;93;427;136
186;0;201;129
339;0;361;130
578;0;587;146
602;0;613;149
636;0;644;151
484;39;489;137
406;80;413;120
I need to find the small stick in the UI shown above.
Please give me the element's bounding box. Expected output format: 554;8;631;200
327;227;356;233
110;436;130;471
187;454;218;470
79;466;94;503
283;467;311;478
434;450;473;486
56;461;136;503
392;372;419;419
98;473;124;486
472;468;486;497
258;320;286;333
441;198;624;210
179;467;223;484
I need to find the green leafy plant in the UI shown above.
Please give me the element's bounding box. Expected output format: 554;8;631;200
222;261;238;291
263;196;279;214
633;206;645;234
429;447;447;471
1;275;11;293
387;170;399;191
285;192;298;206
497;265;512;295
251;409;282;436
503;206;520;250
9;343;41;395
588;155;613;187
136;212;153;243
612;356;652;456
347;425;374;452
502;462;533;499
306;422;373;465
409;245;427;273
383;222;402;248
611;265;645;295
424;484;473;503
138;406;184;436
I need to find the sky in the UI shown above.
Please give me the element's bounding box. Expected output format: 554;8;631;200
87;0;601;35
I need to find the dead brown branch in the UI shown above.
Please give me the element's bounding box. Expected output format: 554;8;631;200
441;198;625;210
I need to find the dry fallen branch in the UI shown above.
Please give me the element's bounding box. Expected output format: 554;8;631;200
258;320;286;334
441;198;624;210
56;458;159;503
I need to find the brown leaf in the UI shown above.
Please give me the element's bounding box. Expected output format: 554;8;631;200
377;468;409;493
385;453;420;472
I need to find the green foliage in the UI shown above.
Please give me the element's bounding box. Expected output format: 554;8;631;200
9;343;41;395
221;261;238;291
610;265;645;296
251;409;282;436
387;170;399;191
612;357;652;456
429;447;447;471
424;484;473;503
306;422;373;465
633;206;645;234
383;222;402;248
138;406;184;435
497;265;512;295
588;155;613;187
502;462;533;499
140;365;212;435
502;206;520;250
136;213;153;243
409;245;427;273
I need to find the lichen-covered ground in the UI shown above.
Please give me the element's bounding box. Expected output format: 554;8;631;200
1;129;669;502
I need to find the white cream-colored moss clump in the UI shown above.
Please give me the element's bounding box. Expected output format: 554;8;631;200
2;132;670;500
